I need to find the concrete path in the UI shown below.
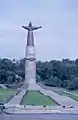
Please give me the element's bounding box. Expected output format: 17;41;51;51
27;83;78;107
33;84;78;107
7;83;78;107
4;105;78;114
28;83;42;90
37;83;78;106
40;89;78;106
8;90;26;104
39;83;78;96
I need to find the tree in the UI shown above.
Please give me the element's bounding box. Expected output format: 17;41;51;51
0;57;78;90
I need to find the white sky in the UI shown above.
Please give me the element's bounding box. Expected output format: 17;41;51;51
0;0;78;61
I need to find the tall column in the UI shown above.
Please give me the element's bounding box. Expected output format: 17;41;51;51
22;22;42;89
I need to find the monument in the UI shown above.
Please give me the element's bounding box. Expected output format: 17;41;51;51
22;22;42;90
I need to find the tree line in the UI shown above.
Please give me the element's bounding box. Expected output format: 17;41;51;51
36;59;78;90
0;58;78;90
0;58;25;84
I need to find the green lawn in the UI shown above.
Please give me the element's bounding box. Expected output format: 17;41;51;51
21;91;57;105
0;89;17;103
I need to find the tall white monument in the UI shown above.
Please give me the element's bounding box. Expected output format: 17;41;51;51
22;22;42;90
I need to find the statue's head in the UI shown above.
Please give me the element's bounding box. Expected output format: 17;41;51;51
29;21;32;27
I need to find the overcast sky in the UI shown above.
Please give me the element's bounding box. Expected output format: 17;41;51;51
0;0;78;61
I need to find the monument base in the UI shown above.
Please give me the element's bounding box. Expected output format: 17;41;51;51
22;82;28;90
27;83;42;90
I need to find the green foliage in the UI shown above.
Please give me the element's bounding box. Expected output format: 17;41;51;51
0;58;24;84
36;59;78;90
1;58;78;90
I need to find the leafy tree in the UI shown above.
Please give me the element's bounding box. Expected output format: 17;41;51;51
0;57;78;90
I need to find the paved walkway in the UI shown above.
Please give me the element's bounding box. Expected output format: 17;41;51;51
8;90;26;104
4;106;78;114
37;85;78;107
7;83;78;107
27;83;78;107
40;89;78;106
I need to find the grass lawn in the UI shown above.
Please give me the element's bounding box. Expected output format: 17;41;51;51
21;90;57;105
0;89;17;103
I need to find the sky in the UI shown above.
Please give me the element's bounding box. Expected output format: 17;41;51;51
0;0;78;61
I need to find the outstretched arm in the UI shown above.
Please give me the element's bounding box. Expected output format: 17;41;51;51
22;26;30;30
32;26;42;30
22;25;42;31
